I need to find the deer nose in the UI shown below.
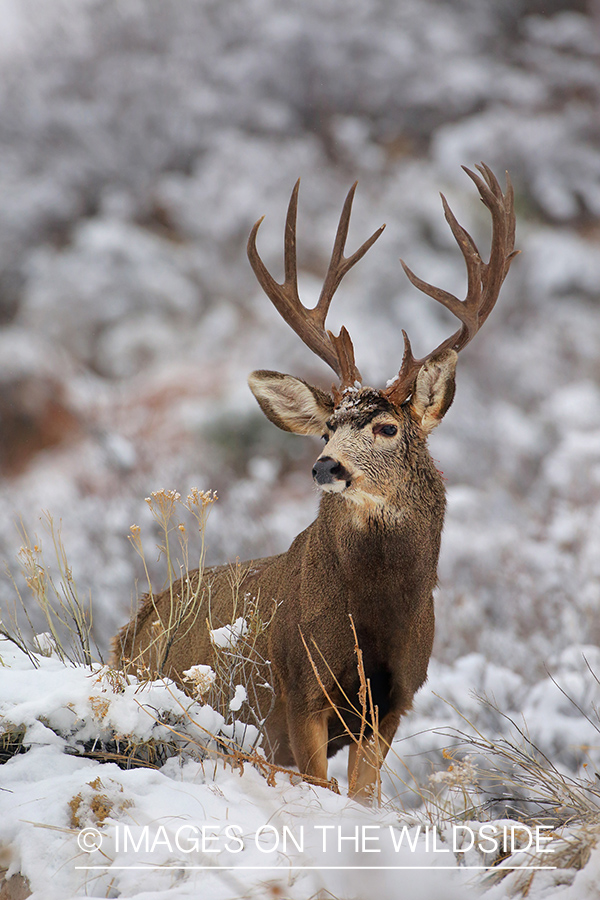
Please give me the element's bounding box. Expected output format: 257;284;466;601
312;456;347;485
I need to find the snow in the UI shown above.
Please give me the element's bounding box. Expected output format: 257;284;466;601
1;639;481;900
0;644;229;756
210;619;249;650
228;685;247;712
183;664;216;697
4;638;600;898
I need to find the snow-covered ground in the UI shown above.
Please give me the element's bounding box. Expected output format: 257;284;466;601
3;638;600;899
2;1;600;897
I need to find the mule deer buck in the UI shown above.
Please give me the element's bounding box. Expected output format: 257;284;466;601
114;164;517;799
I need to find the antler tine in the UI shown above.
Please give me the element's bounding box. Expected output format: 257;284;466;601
248;180;339;375
463;163;518;330
384;164;518;407
315;182;386;325
247;180;385;390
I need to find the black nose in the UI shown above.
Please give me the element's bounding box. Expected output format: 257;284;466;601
312;456;345;485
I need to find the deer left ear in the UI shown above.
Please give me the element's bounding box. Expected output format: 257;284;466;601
409;349;457;433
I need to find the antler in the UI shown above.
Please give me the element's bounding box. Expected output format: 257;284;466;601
384;163;519;407
247;180;385;392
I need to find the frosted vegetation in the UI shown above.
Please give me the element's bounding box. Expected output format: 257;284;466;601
2;0;600;896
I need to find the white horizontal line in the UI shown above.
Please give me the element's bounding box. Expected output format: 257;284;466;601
76;865;557;871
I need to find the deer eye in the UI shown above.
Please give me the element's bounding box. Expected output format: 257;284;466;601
374;423;398;437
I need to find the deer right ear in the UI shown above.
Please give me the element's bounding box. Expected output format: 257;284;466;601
248;370;334;435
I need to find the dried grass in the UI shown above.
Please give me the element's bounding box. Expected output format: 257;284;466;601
300;614;383;801
2;513;97;667
125;488;217;677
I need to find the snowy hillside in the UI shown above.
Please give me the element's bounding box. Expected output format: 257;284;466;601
4;638;600;899
2;1;600;897
3;640;475;900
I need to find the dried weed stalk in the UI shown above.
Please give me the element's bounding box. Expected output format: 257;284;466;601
126;488;217;677
3;513;96;667
433;694;600;827
300;614;383;801
205;561;278;758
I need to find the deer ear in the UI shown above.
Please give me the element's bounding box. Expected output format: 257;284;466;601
409;349;457;433
248;370;334;435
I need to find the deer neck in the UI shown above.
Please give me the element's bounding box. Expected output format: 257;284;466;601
316;468;445;559
303;493;441;620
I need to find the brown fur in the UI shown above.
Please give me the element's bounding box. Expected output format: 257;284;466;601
112;354;456;799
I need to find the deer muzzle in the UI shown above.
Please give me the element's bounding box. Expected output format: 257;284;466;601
312;456;352;492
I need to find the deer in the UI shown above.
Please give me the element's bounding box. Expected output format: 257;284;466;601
113;163;517;800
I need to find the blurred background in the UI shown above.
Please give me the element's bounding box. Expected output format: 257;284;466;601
1;0;599;704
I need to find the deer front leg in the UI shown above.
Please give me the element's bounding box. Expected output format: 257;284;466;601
287;706;336;790
348;709;402;802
